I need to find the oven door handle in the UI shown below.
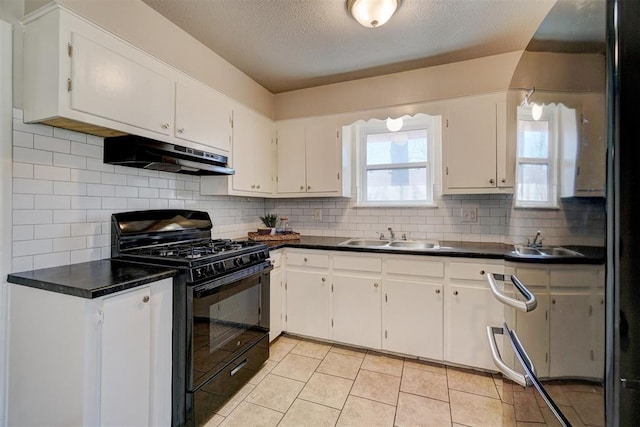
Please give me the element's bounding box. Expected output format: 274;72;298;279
487;273;537;312
230;359;248;377
486;325;533;388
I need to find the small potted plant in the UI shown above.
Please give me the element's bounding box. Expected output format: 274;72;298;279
258;214;278;235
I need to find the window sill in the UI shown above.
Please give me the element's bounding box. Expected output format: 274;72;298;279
514;204;560;210
355;202;438;208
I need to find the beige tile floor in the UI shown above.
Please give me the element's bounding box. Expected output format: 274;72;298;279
202;335;604;427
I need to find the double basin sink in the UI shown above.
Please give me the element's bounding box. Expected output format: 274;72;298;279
338;238;584;258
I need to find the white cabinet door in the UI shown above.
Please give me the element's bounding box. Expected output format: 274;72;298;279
305;119;340;193
383;279;443;360
445;284;503;370
71;32;174;137
175;81;232;153
100;286;151;427
285;270;330;339
332;274;382;349
276;122;307;193
515;290;550;377
549;291;593;378
270;267;283;342
593;291;605;378
233;107;273;194
445;95;497;190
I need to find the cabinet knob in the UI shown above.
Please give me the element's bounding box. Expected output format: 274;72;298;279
257;185;261;189
321;277;326;282
307;186;311;190
480;270;485;275
251;184;256;189
501;178;506;184
489;178;495;185
552;299;556;304
142;295;150;303
435;289;441;294
374;282;379;288
177;128;184;134
161;123;170;130
453;290;459;296
304;257;308;262
300;185;305;190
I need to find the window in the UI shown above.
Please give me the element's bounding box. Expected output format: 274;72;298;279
357;114;438;206
515;103;576;208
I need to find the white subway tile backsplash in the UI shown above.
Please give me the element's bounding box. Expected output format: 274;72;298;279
71;169;101;184
13;147;52;165
12;256;33;272
34;165;70;181
115;186;138;197
53;236;86;252
149;199;169;209
13;239;53;256
34;224;70;239
71;141;102;158
54;182;87;196
53;127;87;143
13;131;34;148
102;172;128;185
34;195;71;210
53;210;87;224
53;152;87;169
70;196;101;209
127;198;150;209
13;209;53;225
87;184;115;197
13;225;34;241
13;194;34;209
13;118;53;137
33;252;70;269
127;175;149;187
13;178;53;194
149;178;169;188
70;248;102;264
101;197;127;210
71;222;102;236
13;162;34;179
86;234;109;248
86;135;103;146
138;187;159;198
87;157;114;173
34;134;71;153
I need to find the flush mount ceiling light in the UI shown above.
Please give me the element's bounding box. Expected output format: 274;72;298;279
347;0;400;28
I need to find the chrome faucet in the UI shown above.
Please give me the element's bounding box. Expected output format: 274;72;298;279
528;230;543;247
388;227;396;240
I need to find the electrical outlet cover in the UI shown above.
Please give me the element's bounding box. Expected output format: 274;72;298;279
462;208;477;223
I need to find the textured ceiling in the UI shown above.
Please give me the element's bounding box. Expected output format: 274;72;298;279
140;0;601;94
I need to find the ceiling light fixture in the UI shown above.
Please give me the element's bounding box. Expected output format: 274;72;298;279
347;0;400;28
386;117;403;132
521;86;543;121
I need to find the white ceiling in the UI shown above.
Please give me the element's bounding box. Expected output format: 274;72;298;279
141;0;603;94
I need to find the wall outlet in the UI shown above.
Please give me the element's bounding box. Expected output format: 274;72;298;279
313;209;322;222
462;208;477;223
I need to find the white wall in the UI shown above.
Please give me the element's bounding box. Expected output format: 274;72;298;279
0;17;13;427
10;110;265;272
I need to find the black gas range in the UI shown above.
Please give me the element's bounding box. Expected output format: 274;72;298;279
111;210;271;427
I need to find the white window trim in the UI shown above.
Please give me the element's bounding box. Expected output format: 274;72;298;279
356;114;438;208
515;105;560;209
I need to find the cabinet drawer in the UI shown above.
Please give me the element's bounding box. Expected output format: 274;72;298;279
550;269;598;287
269;251;283;269
287;252;329;268
333;255;381;273
386;258;444;278
450;262;503;281
514;268;549;287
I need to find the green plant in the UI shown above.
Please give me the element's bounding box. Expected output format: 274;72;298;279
259;214;278;228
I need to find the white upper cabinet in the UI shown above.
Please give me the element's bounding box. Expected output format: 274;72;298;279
201;105;274;196
443;92;511;194
70;32;174;137
276;117;347;197
175;81;232;153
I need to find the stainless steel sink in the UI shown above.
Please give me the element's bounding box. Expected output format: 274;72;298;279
387;240;439;249
513;245;583;257
339;239;390;247
338;238;439;250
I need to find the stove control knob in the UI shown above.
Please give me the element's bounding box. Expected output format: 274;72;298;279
194;268;202;279
234;258;243;267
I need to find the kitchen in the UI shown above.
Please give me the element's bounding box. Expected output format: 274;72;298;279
0;0;637;426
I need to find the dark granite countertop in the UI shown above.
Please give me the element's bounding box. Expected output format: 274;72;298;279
7;259;178;299
262;236;605;265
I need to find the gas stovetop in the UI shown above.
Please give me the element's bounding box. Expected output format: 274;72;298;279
111;210;270;283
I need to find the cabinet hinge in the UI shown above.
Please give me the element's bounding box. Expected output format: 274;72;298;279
67;78;72;92
385;293;387;303
446;119;449;128
331;319;334;327
336;130;339;138
331;284;333;292
545;310;548;321
285;314;288;322
337;172;340;180
258;307;261;316
276;175;279;182
230;117;234;128
285;282;287;290
67;42;72;57
385;330;388;339
276;138;278;145
446;166;449;175
545;352;548;363
97;310;104;324
589;305;593;316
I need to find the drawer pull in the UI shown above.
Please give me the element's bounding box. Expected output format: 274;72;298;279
230;359;248;377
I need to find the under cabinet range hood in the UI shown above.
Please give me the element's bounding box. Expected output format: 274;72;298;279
103;135;235;175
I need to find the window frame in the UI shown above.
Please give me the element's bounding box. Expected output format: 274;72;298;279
515;105;560;209
357;114;436;207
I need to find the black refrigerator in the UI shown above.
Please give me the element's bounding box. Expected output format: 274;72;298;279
606;0;640;424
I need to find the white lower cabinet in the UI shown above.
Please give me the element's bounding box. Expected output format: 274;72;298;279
269;250;284;342
445;261;505;371
7;278;172;427
285;269;331;339
332;274;382;349
383;279;443;360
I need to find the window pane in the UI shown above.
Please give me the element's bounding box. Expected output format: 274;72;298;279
366;168;427;201
518;120;549;158
517;163;549;202
366;129;427;166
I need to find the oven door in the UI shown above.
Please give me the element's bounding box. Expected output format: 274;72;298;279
486;273;604;426
188;265;271;391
